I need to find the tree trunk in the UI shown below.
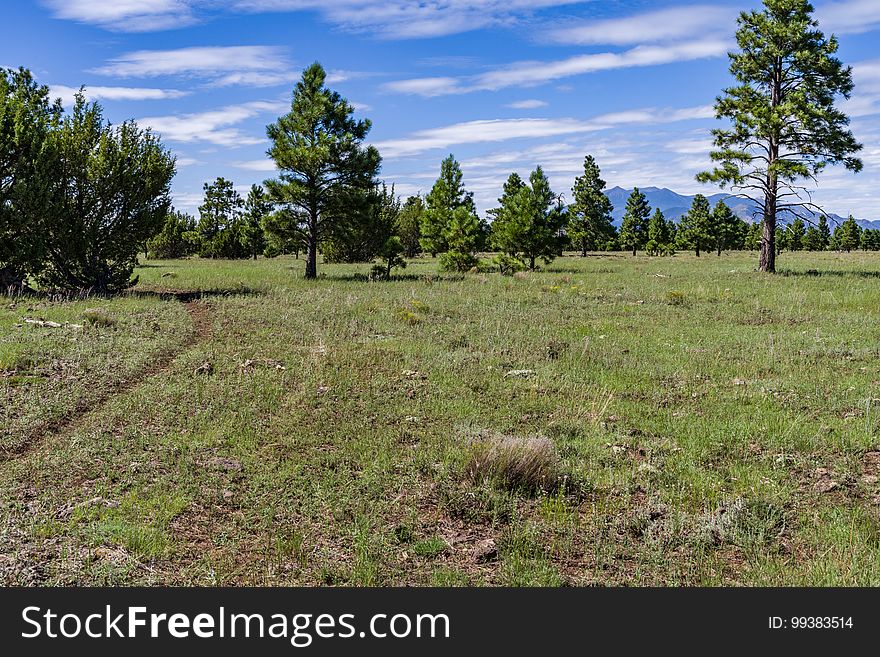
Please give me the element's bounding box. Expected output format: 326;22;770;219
581;240;587;257
632;247;636;256
305;238;317;279
529;255;536;270
305;208;318;279
759;57;781;274
717;244;722;256
696;246;700;257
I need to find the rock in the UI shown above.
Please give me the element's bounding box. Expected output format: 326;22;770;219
194;362;213;376
472;539;497;564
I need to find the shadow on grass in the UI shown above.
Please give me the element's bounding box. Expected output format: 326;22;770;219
320;273;466;283
778;269;880;279
127;286;265;302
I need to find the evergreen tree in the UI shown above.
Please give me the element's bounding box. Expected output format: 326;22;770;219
264;62;380;279
38;94;175;293
398;195;424;258
147;210;197;259
489;167;566;269
861;228;880;251
710;202;742;255
243;184;271;259
619;188;650;255
646;209;673;256
785;217;806;251
834;215;862;252
803;226;824;251
197;177;245;259
678;194;712;256
421;154;475;257
817;215;831;248
0;67;61;289
322;183;400;263
568;155;615;255
697;0;862;272
775;227;788;254
745;221;763;250
439;206;481;272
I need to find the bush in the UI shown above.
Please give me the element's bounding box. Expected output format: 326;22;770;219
463;429;564;495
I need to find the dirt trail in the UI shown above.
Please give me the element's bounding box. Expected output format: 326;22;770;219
0;292;213;462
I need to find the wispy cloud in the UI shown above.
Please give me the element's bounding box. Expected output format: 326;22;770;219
548;6;736;46
232;1;589;39
233;159;278;172
138;100;286;146
91;46;291;87
49;84;190;107
373;105;712;158
385;39;729;96
507;99;548;109
42;0;198;32
818;0;880;35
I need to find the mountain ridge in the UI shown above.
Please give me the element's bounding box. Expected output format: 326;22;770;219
603;186;880;231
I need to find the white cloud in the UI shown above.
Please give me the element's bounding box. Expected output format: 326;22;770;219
92;46;290;83
507;99;548;109
233;159;278;172
49;84;190;107
373;105;712;158
384;39;729;96
818;0;880;35
232;1;589;39
138;101;286;146
548;6;735;46
42;0;197;31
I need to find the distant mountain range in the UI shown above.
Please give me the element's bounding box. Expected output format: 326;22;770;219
604;186;880;231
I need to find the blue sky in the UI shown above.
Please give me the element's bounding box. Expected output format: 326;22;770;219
5;0;880;217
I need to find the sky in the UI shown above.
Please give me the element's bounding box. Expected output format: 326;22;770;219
4;0;880;218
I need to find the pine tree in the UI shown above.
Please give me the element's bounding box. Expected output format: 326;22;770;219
398;196;424;258
678;194;712;256
147;210;197;259
861;229;880;251
646;209;672;256
243;184;271;259
490;167;566;269
440;206;481;272
835;215;861;252
697;0;862;272
786;217;806;251
619;188;650;255
197;177;245;259
0;67;61;289
264;62;380;279
568;155;615;255
817;215;831;248
745;221;763;250
421;154;475;257
710;202;741;255
803;226;823;251
38;94;175;293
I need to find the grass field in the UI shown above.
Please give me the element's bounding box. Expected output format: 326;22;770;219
2;251;880;586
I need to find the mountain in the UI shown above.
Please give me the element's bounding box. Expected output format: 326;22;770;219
604;186;880;230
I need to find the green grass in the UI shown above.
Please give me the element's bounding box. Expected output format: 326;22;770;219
2;250;880;585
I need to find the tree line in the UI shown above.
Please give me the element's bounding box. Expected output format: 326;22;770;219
0;1;869;291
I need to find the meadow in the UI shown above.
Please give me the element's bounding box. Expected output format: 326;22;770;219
2;251;879;586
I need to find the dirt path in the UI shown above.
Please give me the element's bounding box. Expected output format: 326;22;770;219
0;292;213;462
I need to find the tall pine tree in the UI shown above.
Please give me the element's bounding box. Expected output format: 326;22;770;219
490;167;566;270
568;155;615;256
421;154;475;257
697;0;862;272
265;62;380;279
619;188;650;255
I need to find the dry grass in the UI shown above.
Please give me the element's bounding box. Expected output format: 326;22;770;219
463;429;564;495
